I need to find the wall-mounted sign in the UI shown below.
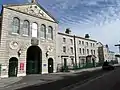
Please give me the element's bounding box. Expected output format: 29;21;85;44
20;63;24;70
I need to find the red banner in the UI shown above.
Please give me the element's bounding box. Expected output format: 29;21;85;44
20;63;24;70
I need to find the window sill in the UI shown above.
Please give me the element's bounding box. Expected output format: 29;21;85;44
23;34;28;37
47;38;53;41
40;37;46;39
11;33;19;35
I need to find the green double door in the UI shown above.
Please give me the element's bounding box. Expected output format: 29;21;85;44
26;46;42;74
8;57;18;77
27;59;40;74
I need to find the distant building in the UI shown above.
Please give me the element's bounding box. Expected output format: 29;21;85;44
103;44;109;61
97;42;104;64
97;43;110;64
97;42;117;65
108;51;116;62
115;54;120;64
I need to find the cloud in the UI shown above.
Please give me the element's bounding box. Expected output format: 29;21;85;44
1;0;120;52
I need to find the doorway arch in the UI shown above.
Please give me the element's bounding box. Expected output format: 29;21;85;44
8;57;18;77
48;58;54;73
26;46;42;74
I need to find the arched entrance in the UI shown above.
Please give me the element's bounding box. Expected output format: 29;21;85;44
8;57;18;77
48;58;53;73
26;46;42;74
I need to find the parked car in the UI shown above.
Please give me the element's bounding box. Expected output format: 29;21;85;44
102;61;115;70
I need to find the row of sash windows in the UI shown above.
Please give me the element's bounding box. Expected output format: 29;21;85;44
12;17;53;39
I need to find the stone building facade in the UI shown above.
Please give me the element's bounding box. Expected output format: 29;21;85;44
0;1;58;78
108;51;116;62
0;0;104;78
97;42;113;64
75;35;98;68
56;32;75;70
97;42;105;64
57;32;98;70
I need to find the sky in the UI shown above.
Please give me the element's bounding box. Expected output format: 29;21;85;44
0;0;120;52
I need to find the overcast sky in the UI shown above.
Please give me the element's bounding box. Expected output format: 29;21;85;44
0;0;120;52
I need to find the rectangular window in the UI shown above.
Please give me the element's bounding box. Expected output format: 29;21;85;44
71;58;74;66
70;47;73;54
91;43;92;47
79;48;81;54
79;40;81;44
63;46;66;53
63;38;66;43
86;42;88;46
91;50;93;55
70;39;73;44
82;41;84;45
87;49;89;54
83;48;85;54
93;43;95;47
94;50;95;55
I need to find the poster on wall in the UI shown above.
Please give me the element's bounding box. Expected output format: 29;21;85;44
20;63;24;70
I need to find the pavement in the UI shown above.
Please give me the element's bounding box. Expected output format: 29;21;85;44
0;64;119;90
0;77;22;89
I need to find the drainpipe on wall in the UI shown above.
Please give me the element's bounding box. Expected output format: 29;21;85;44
73;35;77;68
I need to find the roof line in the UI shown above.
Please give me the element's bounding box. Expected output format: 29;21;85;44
36;3;59;23
3;2;59;23
4;7;58;23
58;32;97;42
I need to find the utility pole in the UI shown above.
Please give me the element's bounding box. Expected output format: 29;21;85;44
73;35;77;68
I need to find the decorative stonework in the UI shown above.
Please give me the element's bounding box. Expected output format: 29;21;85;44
16;5;46;18
9;41;19;50
31;37;39;46
47;45;53;52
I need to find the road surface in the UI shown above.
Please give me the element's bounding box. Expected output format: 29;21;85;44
71;67;120;90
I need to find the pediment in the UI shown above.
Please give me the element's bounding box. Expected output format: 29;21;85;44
97;42;103;47
5;4;57;22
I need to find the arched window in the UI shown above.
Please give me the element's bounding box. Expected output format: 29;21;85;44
32;23;38;37
23;20;29;36
12;17;20;34
48;26;53;39
40;24;46;38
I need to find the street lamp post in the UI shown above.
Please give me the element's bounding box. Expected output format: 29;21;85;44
115;44;120;53
115;42;120;64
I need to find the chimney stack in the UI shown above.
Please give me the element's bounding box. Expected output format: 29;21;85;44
31;0;36;3
85;34;90;38
65;28;71;34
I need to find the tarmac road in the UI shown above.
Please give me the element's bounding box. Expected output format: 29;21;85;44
16;69;113;90
70;67;120;90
